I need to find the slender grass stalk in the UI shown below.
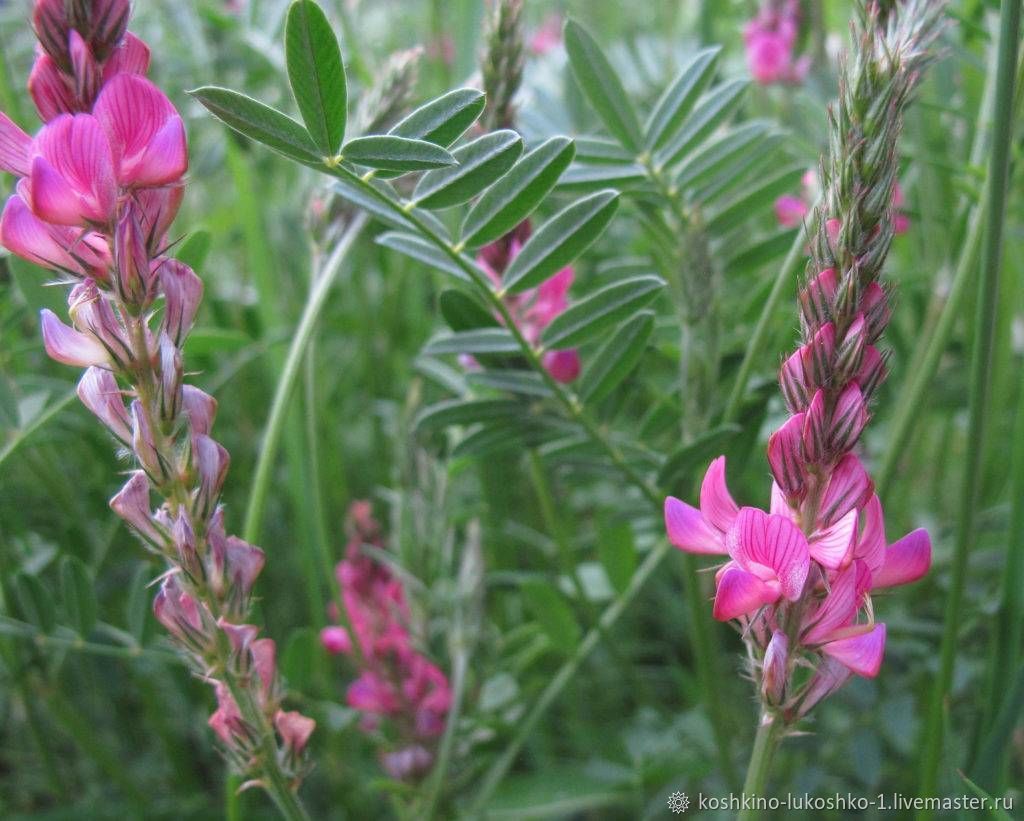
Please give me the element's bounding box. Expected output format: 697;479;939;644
916;0;1021;808
421;647;468;819
722;224;806;424
242;214;368;542
737;713;782;821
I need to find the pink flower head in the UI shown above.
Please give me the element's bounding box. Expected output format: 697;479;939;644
744;0;808;86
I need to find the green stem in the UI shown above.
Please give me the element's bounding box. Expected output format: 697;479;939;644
916;0;1021;810
737;712;782;821
242;214;368;542
722;225;806;424
466;541;673;815
421;647;468;819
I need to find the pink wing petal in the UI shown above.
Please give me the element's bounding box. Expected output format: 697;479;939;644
802;563;863;644
713;564;780;621
809;508;857;570
0;112;32;176
729;507;810;600
699;456;739;533
871;528;931;589
819;452;873;527
820;623;886;678
665;496;725;555
0;193;81;273
40;308;110;366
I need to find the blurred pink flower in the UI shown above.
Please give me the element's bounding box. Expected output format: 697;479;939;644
743;0;810;86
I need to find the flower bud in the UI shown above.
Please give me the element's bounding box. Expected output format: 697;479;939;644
160;260;203;346
251;638;278;702
68;30;101;108
806;322;835;388
77;366;130;443
779;348;809;412
761;631;788;706
829;383;869;454
131;398;167;481
88;0;131;61
192;434;229;521
860;282;890;342
799;267;837;332
767;412;807;500
208;681;250;749
68;281;132;368
835;313;867;377
156;332;183;422
153;575;208;646
113;209;154;306
542;349;580;383
801;390;828;464
27;54;76;121
857;345;888;400
170;509;200;578
819;453;873;527
223;536;265;612
32;0;73;71
320;626;352;655
181;385;217;436
274;709;316;756
109;470;165;547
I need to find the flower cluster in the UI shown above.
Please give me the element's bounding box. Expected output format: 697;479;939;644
775;169;909;235
667;1;942;721
743;0;810;86
468;221;581;383
321;503;452;781
0;0;314;797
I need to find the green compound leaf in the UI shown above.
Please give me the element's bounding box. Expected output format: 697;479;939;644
285;0;347;154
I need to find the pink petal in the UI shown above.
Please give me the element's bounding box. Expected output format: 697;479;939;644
855;494;886;571
93;74;187;187
820;623;886;677
819;453;873;527
699;456;739;533
40;309;110;366
774;194;808;228
274;709;316;753
809;508;857;570
0;112;32;176
713;564;779;621
797;656;852;717
31;115;116;224
665;496;725;555
728;506;810;600
0;194;81;273
27;54;76;122
802;562;865;644
102;32;151;79
871;528;931;589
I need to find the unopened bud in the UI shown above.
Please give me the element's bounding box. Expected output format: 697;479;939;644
761;631;788;705
767;412;807;500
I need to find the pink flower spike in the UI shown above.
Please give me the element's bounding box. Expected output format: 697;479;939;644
713;564;780;621
820;622;886;678
774;194;808;228
871;528;931;589
274;708;313;753
40;309;110;366
93;74;188;187
665;496;725;555
542;349;580;383
0;112;32;176
809;508;858;570
77;366;130;442
699;456;739;533
320;626;352;655
727;506;810;602
30;114;117;225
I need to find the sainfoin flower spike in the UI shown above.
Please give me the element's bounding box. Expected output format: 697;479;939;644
0;0;314;814
665;0;943;753
320;503;452;781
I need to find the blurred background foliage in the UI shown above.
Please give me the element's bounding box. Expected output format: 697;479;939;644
0;0;1020;817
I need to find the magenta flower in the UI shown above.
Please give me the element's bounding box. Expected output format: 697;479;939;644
474;220;581;383
743;0;810;86
321;502;452;781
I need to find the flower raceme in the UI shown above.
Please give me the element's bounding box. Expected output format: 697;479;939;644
469;220;581;384
320;503;452;781
774;169;910;236
0;0;315;802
